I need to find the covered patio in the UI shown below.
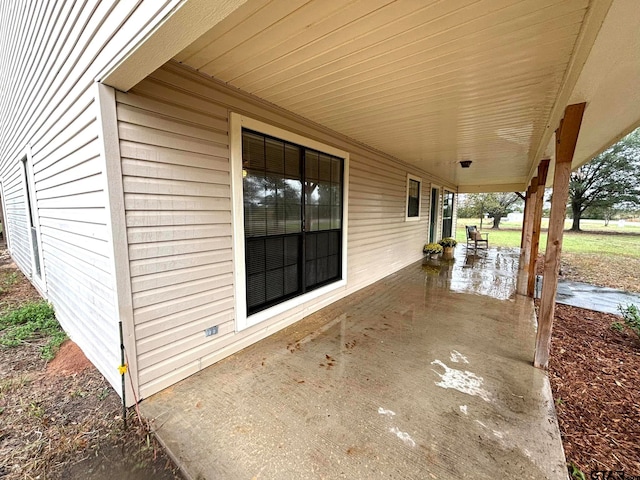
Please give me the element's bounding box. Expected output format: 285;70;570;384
141;247;567;479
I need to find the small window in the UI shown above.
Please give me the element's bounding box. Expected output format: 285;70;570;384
21;156;42;279
406;174;421;220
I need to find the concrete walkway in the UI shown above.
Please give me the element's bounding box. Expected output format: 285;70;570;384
141;248;567;480
556;281;640;315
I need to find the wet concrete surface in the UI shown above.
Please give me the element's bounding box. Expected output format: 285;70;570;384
141;247;567;479
554;280;640;315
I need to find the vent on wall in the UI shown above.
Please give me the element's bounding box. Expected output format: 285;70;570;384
205;326;218;337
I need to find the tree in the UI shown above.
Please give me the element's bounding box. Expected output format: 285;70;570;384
459;192;522;229
484;193;523;229
457;193;490;228
568;129;640;231
583;204;618;226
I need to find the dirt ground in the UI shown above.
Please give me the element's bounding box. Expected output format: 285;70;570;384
0;254;184;480
561;252;640;294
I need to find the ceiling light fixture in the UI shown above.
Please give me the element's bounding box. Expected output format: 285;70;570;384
459;160;472;168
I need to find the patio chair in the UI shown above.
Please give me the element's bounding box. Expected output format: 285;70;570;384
465;225;489;250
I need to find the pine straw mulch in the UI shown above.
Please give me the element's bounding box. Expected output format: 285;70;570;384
0;257;184;480
544;302;640;476
532;252;640;475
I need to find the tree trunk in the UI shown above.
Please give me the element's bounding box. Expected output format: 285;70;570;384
570;205;581;231
492;216;501;229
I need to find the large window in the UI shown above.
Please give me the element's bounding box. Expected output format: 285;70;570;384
242;130;344;315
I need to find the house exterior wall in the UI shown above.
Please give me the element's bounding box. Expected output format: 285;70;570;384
0;2;184;396
116;62;457;399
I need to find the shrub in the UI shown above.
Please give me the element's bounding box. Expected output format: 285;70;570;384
610;322;624;332
618;303;640;339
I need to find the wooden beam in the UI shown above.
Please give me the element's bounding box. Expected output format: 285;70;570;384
527;159;550;297
515;191;526;201
516;180;537;295
520;185;531;248
520;180;537;263
535;103;586;368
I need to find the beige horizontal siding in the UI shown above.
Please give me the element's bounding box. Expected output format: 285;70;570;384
34;110;120;386
134;297;235;341
0;2;186;397
1;169;31;273
117;63;455;399
116;84;235;396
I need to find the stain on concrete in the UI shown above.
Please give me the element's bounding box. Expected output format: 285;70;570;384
431;359;492;402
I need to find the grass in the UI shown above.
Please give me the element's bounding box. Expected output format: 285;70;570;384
470;217;640;234
457;218;640;258
0;301;66;360
0;271;20;295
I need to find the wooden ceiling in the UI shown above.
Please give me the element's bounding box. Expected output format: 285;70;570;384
175;0;592;190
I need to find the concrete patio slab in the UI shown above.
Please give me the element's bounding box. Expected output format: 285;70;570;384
141;248;567;480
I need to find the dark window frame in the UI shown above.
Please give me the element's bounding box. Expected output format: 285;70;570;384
242;129;344;315
406;174;422;220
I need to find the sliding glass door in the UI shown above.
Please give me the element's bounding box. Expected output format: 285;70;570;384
242;130;343;315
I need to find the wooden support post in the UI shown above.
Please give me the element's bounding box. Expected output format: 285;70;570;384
527;159;550;297
516;181;536;295
520;185;533;249
521;180;537;264
535;103;586;369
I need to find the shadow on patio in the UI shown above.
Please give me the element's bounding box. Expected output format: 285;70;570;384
141;247;566;479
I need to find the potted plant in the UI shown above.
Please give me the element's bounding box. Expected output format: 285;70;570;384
439;237;458;258
423;242;443;259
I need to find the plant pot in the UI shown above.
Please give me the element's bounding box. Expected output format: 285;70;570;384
442;246;455;258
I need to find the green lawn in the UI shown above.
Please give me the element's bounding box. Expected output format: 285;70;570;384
456;218;640;259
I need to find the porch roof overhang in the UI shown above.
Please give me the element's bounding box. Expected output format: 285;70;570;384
102;0;640;192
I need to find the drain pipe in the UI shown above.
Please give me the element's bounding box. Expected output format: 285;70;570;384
118;321;127;430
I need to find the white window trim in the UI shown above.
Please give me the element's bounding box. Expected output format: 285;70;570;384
405;173;422;221
229;113;349;332
0;180;10;251
441;189;456;237
20;147;47;291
